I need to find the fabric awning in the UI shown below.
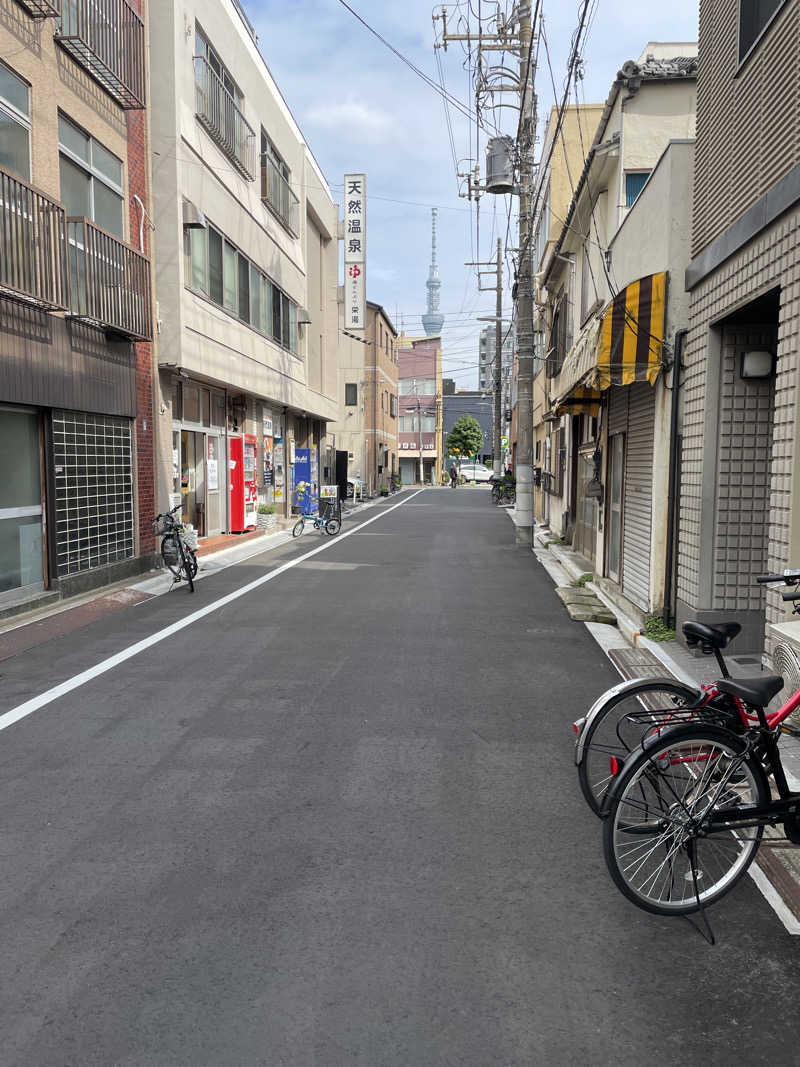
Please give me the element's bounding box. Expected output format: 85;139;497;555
593;271;666;389
550;272;667;416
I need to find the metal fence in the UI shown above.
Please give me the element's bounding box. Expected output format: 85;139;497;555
66;218;152;340
195;55;256;180
261;154;299;235
55;0;145;109
0;165;69;311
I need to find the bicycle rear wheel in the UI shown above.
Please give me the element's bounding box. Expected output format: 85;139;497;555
325;518;341;536
603;725;767;915
292;518;305;538
577;680;700;815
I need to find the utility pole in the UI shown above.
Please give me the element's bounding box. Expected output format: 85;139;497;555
493;238;503;477
513;2;535;542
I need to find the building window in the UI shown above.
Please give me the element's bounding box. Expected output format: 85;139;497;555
58;114;123;238
345;383;357;406
184;219;299;353
260;129;298;234
390;394;397;417
399;378;436;395
423;416;436;432
0;62;30;180
624;171;650;209
739;0;787;60
194;26;255;181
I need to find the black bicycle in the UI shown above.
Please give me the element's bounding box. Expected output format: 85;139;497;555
153;502;198;592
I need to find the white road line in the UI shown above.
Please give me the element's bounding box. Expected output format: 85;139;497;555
0;490;424;735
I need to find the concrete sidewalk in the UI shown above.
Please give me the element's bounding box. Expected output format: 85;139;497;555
531;520;800;928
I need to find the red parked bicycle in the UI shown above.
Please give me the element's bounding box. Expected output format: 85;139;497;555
601;569;800;916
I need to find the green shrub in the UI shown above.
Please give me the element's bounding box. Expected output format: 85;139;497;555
572;573;594;588
642;616;675;642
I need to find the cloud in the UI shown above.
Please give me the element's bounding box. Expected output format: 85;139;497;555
306;97;395;145
245;0;701;387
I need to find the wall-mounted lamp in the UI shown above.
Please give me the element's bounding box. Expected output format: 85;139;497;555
297;306;313;325
740;350;775;379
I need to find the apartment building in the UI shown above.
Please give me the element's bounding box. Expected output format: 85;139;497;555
535;47;697;621
679;0;800;655
397;334;443;485
149;0;340;534
0;0;155;613
327;301;398;495
527;103;602;524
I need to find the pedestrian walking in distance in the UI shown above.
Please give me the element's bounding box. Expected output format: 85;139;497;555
449;462;458;488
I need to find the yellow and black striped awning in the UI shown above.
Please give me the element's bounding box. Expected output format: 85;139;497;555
552;384;601;417
592;272;666;390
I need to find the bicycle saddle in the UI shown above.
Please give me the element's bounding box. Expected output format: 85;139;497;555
682;621;741;649
716;674;785;708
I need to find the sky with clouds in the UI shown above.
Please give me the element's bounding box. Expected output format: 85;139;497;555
245;0;699;388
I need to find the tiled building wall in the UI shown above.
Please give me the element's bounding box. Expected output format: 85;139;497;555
679;207;800;633
712;325;775;612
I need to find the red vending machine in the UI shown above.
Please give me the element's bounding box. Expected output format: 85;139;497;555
229;434;259;532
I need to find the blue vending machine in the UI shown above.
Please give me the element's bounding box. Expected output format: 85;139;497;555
293;449;317;514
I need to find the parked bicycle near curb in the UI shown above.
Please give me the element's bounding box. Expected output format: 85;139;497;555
573;569;800;815
153;502;198;593
490;472;516;505
597;568;800;917
292;510;341;537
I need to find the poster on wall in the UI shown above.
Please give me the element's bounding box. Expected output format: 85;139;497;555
293;448;317;514
263;435;273;485
274;438;285;503
207;438;218;491
262;412;273;437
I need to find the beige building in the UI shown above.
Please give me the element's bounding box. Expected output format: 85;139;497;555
0;0;156;612
327;302;399;495
528;103;603;523
537;45;697;622
678;0;800;657
149;0;340;534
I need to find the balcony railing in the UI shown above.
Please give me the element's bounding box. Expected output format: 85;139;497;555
0;166;69;311
14;0;61;16
261;155;299;235
195;55;256;181
55;0;145;109
66;218;151;340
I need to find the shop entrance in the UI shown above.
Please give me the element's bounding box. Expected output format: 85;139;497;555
175;429;222;538
0;408;44;604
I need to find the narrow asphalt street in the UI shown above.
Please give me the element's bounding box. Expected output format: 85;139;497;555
1;488;799;1066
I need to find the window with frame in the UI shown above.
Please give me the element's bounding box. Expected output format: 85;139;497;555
390;395;397;417
184;219;299;354
58;115;123;238
739;0;787;60
624;171;650;209
345;383;357;406
0;62;30;181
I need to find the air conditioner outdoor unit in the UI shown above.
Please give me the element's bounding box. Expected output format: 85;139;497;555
767;622;800;730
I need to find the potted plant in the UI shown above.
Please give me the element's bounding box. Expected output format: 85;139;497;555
257;503;277;531
380;483;389;497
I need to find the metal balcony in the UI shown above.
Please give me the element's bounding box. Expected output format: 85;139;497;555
261;154;299;235
55;0;145;109
0;166;69;311
194;55;256;181
66;218;152;340
14;0;61;16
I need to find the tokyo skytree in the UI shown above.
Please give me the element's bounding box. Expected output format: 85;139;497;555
421;208;444;336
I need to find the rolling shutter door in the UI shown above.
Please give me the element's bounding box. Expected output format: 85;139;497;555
621;382;655;611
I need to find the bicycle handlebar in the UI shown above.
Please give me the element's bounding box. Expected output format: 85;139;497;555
756;569;800;584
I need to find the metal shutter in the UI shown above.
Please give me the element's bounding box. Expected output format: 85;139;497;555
621;382;655;611
608;388;628;435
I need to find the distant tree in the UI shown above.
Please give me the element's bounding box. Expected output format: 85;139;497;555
447;415;484;461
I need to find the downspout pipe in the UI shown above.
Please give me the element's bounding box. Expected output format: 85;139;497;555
663;329;688;626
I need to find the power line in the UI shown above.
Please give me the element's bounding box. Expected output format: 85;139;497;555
336;0;488;129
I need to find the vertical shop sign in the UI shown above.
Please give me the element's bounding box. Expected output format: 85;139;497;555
344;173;366;330
274;436;285;503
